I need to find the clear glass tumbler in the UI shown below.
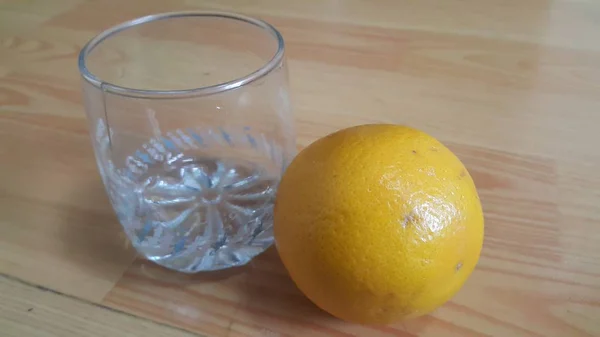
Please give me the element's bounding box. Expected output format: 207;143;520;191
78;12;295;273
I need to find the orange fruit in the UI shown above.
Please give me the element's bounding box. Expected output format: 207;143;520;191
274;124;484;324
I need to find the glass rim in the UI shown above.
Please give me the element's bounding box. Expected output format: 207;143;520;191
78;11;285;99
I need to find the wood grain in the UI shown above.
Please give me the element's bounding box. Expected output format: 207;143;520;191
1;0;600;336
0;109;137;301
0;274;201;337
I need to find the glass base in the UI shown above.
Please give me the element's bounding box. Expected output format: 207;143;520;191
142;238;274;273
108;155;278;273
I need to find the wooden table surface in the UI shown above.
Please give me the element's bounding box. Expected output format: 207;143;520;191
2;0;600;336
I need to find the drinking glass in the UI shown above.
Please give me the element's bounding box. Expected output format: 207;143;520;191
78;12;295;273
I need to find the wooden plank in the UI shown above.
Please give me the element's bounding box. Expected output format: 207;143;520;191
0;112;137;302
0;274;202;337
